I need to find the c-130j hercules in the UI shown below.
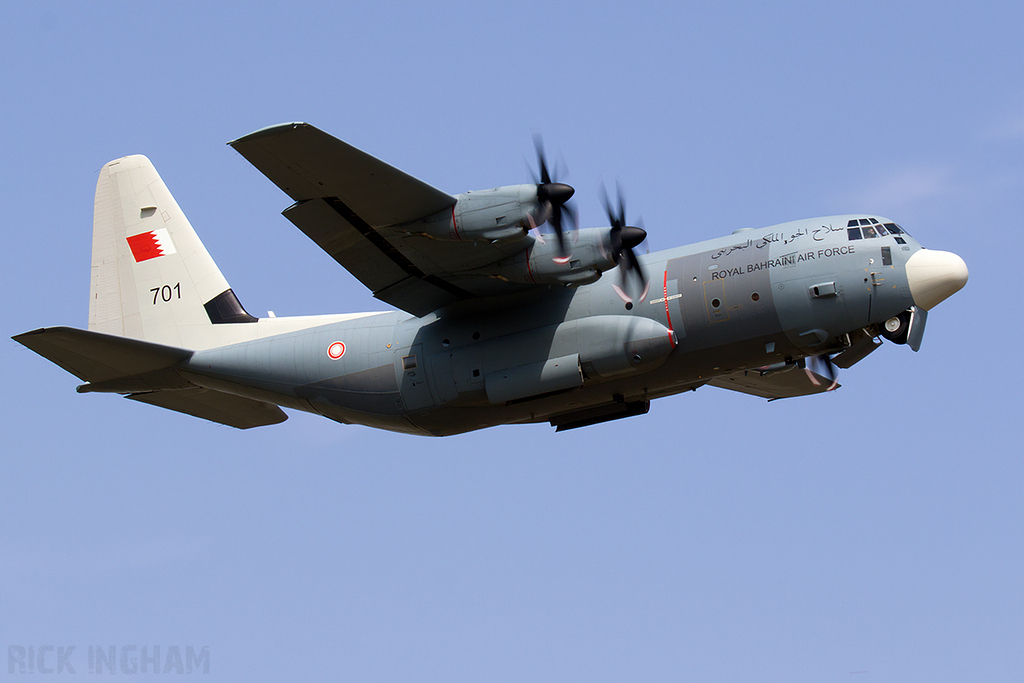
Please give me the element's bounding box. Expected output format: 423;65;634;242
15;123;968;435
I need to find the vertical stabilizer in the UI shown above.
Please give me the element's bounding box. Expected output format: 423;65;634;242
89;155;252;349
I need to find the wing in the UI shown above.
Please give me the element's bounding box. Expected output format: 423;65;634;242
230;123;528;316
229;122;456;226
708;367;839;400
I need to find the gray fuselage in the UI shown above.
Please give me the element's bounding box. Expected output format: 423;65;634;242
184;215;919;435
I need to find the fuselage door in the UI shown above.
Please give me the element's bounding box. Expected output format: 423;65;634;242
426;350;458;405
398;343;433;412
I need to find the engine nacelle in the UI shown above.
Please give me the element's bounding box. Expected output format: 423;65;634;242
572;315;677;379
474;315;677;404
394;185;543;242
474;228;619;286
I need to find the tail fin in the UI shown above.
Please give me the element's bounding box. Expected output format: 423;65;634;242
89;155;255;349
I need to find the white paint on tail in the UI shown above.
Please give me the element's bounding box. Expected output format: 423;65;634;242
88;155;383;350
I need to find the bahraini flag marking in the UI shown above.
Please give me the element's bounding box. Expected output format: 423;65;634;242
127;228;176;262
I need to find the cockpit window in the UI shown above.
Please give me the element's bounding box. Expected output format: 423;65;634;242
846;219;912;241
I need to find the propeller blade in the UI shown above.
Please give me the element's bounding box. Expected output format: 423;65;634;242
600;182;649;301
532;134;576;260
624;243;647;285
533;133;551;185
599;182;626;229
821;354;836;383
805;353;839;391
549;201;568;258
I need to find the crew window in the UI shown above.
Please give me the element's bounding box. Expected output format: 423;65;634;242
859;219;872;226
848;219;859;227
863;225;878;238
883;222;903;234
848;227;863;240
875;223;889;235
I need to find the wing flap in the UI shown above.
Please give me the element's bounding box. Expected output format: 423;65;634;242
708;367;838;400
127;387;287;429
282;196;463;315
229;122;456;226
282;197;411;289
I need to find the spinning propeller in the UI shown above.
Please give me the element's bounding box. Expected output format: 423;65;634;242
531;134;576;260
601;183;649;303
805;353;839;391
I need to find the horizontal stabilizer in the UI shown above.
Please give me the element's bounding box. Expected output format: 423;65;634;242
127;387;287;429
13;326;191;383
14;326;287;429
709;367;838;400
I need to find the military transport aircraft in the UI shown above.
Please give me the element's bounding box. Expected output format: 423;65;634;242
14;123;968;435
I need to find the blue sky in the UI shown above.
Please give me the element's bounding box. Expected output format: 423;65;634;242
2;2;1021;681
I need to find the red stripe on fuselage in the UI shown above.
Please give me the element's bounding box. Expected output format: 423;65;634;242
451;205;461;240
663;270;676;348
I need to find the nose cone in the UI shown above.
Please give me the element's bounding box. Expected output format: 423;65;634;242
905;249;968;310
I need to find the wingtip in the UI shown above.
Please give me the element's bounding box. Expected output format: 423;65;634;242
228;122;311;147
12;326;53;343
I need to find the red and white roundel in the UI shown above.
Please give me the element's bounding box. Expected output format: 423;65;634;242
327;341;346;360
